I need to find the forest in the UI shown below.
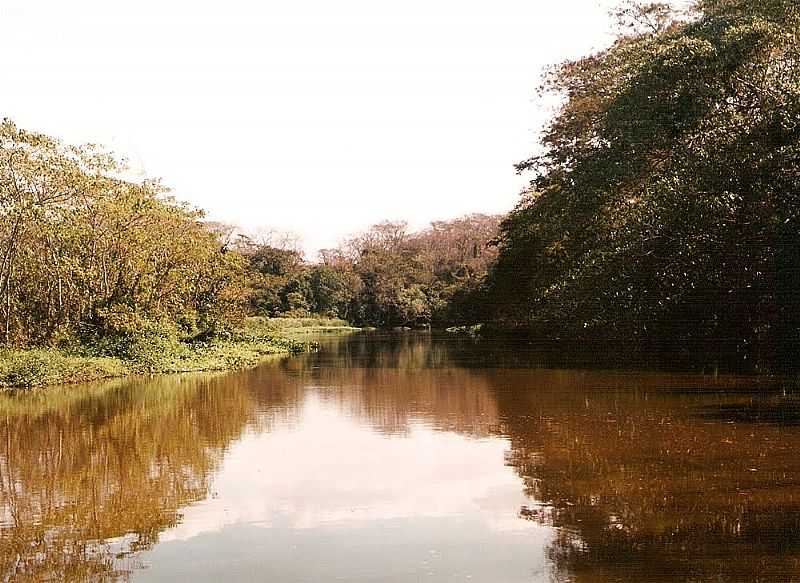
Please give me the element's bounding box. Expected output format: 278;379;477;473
487;0;800;369
0;117;500;340
226;214;499;328
1;0;799;383
0;118;500;385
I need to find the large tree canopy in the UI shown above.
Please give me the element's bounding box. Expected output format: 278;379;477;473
487;0;800;364
0;121;247;346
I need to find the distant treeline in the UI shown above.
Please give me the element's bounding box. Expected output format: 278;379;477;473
221;214;500;328
484;0;800;369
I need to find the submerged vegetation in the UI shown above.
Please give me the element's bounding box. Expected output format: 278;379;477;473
0;350;126;389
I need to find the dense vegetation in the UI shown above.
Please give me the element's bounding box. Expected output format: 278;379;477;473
0;122;307;386
4;0;799;381
233;215;500;328
0;120;498;385
0;120;248;346
486;0;800;368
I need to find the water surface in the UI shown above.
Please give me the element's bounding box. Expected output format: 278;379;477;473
2;332;799;581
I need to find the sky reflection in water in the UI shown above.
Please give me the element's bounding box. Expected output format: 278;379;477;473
2;332;800;582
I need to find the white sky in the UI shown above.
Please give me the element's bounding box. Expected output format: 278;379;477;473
1;0;619;255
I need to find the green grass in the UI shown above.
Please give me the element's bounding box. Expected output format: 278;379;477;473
251;316;361;335
261;316;352;328
0;318;311;389
0;349;129;389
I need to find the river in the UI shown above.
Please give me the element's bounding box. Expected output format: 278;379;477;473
1;332;799;582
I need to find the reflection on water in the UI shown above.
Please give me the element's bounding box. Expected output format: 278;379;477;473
0;373;257;580
1;332;799;581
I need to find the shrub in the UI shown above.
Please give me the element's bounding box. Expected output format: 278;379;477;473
83;306;186;371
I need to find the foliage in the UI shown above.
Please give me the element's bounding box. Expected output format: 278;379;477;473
486;0;800;366
0;121;312;386
0;120;248;347
234;215;500;328
307;265;361;318
337;215;501;327
0;317;305;388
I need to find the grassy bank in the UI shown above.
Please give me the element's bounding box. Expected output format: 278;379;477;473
0;318;313;389
261;316;362;334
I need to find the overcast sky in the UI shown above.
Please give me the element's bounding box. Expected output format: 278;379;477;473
1;0;619;254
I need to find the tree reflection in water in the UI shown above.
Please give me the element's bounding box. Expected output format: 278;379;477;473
297;333;800;582
493;372;800;582
0;373;271;581
1;332;799;582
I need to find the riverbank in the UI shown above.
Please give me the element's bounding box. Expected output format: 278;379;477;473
262;316;362;335
0;317;358;389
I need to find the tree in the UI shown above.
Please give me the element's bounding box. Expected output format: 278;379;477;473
487;0;800;366
307;265;359;319
0;120;249;346
338;217;501;327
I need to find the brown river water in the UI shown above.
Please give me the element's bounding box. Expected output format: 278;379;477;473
2;332;800;582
